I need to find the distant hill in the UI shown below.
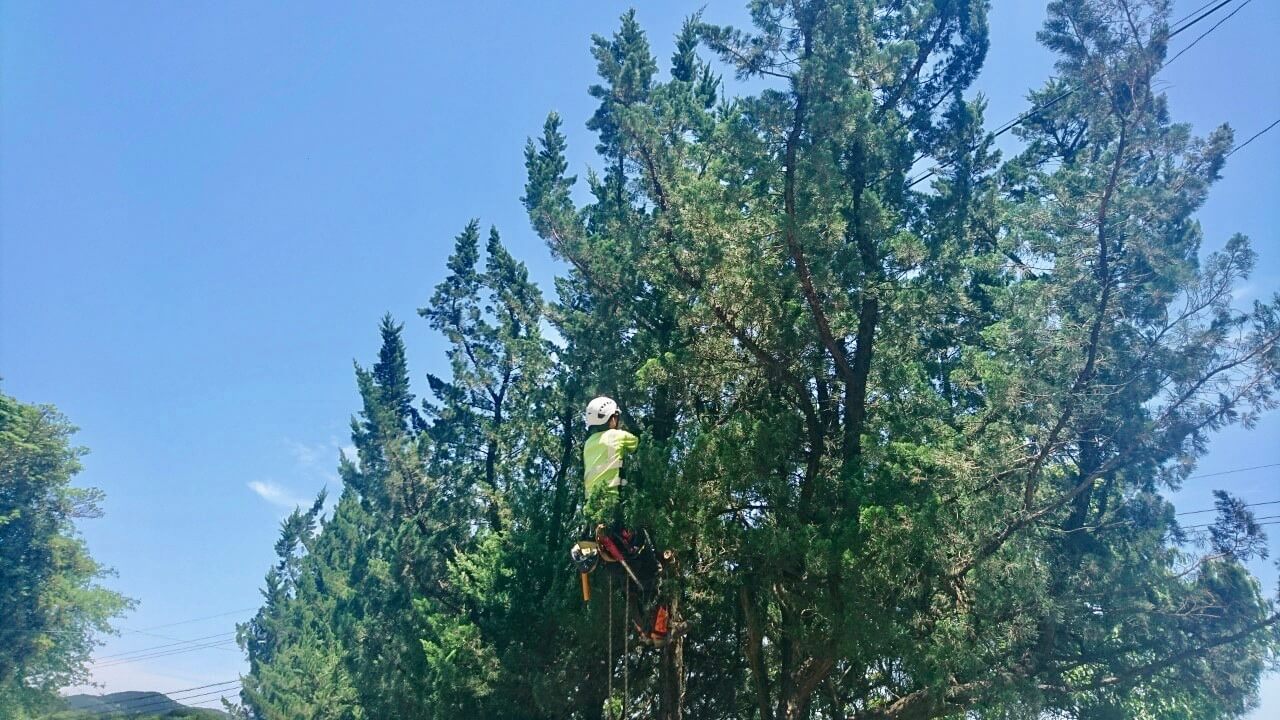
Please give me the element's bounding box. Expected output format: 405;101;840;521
53;691;230;718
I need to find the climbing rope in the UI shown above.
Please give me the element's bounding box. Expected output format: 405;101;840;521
607;574;613;719
624;579;630;719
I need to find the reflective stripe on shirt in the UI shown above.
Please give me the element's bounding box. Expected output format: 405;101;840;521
585;457;624;486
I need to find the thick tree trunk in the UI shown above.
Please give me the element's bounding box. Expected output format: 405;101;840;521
778;656;834;720
658;552;686;719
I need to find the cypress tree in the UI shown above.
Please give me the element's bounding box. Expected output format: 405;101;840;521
241;3;1280;718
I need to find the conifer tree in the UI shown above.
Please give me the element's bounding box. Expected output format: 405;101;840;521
523;1;1278;717
237;493;359;720
241;3;1280;719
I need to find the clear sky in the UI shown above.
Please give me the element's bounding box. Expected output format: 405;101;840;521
2;0;1277;714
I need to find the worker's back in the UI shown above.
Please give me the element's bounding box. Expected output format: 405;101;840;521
583;428;639;523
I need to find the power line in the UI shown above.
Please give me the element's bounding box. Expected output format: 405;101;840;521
92;639;240;668
94;685;242;715
39;606;257;638
1177;499;1280;516
142;679;241;696
904;86;1069;188
1180;521;1280;531
1182;514;1280;531
1165;0;1252;65
905;0;1250;189
110;679;240;702
121;686;241;711
93;631;236;660
92;683;241;711
1187;462;1280;480
126;607;257;633
1169;0;1239;37
1171;0;1227;28
91;641;239;668
1225;117;1280;158
67;680;241;713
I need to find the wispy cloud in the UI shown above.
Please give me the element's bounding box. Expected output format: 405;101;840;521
287;439;329;468
287;437;354;477
247;481;309;510
270;436;354;516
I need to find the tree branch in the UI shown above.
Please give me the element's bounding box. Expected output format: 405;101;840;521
1022;122;1128;510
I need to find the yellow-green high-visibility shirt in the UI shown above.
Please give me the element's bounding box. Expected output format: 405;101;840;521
583;428;639;511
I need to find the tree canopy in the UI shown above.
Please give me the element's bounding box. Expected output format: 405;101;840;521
236;2;1280;718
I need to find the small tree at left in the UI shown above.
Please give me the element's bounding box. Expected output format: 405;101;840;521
0;390;132;719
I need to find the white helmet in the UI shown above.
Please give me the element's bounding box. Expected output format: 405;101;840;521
585;396;619;428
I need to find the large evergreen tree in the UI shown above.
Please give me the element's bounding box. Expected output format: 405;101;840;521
240;2;1280;718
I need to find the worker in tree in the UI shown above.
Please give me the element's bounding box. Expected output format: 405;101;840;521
583;395;639;528
581;396;673;645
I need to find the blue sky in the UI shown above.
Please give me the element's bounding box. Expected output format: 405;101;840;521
2;0;1277;713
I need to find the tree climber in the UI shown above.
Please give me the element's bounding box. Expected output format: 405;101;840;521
581;396;673;646
583;395;639;529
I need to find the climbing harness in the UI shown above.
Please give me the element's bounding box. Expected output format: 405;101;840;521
596;527;645;589
573;524;679;717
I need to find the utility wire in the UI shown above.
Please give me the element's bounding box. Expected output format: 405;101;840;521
1182;520;1280;530
1178;499;1280;516
100;679;241;704
1187;462;1280;480
94;685;241;712
92;639;240;668
1182;514;1280;530
91;641;240;668
904;0;1250;189
139;679;241;695
1170;0;1227;28
92;631;236;661
69;680;241;713
1225;117;1280;158
1165;0;1253;65
39;606;256;637
126;607;256;633
1170;0;1239;37
119;685;241;711
94;685;242;715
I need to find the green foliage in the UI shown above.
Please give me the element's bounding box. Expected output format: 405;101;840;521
0;391;133;719
240;2;1280;719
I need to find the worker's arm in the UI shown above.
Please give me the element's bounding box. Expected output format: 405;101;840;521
615;429;639;454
